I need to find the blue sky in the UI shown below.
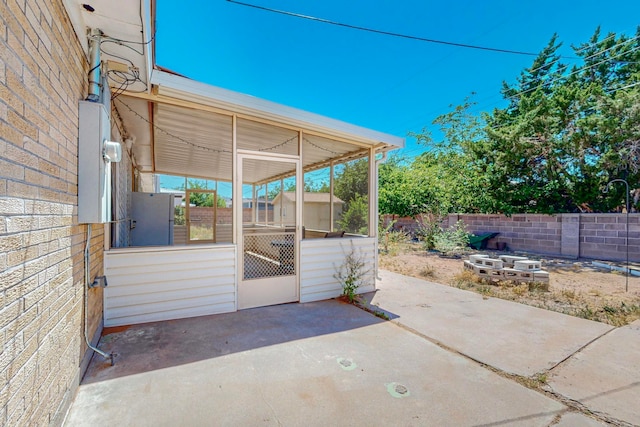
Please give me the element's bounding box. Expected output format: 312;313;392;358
156;0;640;157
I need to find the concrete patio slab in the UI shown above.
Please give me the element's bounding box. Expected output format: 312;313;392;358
554;412;608;427
368;270;613;377
548;319;640;426
64;301;565;426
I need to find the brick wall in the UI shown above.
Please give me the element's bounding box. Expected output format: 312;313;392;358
383;213;640;262
452;214;562;256
578;214;640;261
0;1;100;425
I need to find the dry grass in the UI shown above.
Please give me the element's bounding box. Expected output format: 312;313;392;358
418;264;436;278
379;242;640;326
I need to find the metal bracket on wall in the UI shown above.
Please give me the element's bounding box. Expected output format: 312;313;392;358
90;275;108;288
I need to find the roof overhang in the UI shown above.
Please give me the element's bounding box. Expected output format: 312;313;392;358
62;0;154;95
149;70;404;150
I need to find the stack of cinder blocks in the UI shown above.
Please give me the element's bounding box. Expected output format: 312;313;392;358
464;254;550;284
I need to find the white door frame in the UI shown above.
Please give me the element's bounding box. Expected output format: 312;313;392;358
235;151;301;309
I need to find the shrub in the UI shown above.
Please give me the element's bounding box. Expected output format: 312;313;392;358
432;220;471;256
334;244;370;303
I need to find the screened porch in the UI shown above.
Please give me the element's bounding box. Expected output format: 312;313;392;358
102;70;403;326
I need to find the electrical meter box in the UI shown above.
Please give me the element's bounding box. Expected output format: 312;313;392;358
78;100;112;224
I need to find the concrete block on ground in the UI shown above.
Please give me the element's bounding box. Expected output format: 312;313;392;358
463;260;474;271
498;255;528;268
514;260;542;271
533;271;550;283
469;254;490;264
478;258;504;269
472;264;503;281
502;268;534;282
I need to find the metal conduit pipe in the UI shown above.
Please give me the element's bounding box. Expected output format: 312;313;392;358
87;28;102;102
84;224;114;365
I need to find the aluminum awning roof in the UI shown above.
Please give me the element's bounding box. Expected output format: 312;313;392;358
117;70;404;184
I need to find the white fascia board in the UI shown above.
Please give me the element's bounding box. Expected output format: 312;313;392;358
62;0;89;55
150;70;405;148
142;0;154;92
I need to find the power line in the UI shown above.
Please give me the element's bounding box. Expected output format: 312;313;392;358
503;43;640;103
387;34;633;133
226;0;574;58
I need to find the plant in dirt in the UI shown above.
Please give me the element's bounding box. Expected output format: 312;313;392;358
450;270;480;289
528;281;549;292
379;218;395;254
432;220;471;256
374;310;390;320
576;305;596;320
477;285;493;296
561;289;577;300
419;264;435;278
414;216;444;250
334;244;370;303
512;284;528;297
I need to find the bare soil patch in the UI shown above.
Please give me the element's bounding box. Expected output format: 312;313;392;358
379;242;640;326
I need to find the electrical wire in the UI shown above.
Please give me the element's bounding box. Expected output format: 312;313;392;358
226;0;575;58
502;43;640;103
101;39;146;57
389;31;640;134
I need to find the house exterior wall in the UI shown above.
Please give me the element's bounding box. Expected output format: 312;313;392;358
103;245;237;327
0;1;102;425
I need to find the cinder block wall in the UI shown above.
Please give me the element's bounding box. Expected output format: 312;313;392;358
578;214;640;261
453;214;562;255
0;1;103;425
382;213;640;262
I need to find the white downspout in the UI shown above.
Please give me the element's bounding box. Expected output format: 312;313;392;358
375;150;388;281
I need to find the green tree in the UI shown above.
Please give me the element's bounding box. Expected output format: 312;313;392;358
334;158;370;233
334;159;368;206
392;28;640;216
481;29;640;213
182;179;226;207
337;193;369;234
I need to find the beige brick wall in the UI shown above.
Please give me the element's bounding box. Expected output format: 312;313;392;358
0;1;104;425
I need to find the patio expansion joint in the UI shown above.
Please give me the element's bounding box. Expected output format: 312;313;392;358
544;325;617;374
382;318;629;427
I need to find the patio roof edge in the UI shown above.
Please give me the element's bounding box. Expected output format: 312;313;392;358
150;70;405;149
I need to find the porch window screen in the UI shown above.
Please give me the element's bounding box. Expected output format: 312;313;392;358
333;157;369;236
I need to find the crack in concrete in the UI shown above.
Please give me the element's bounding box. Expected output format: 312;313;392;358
353;305;631;427
544;326;617;374
259;386;282;426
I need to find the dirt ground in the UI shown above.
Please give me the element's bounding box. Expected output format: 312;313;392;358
379;242;640;326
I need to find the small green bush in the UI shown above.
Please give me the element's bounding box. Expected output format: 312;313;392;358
432;220;471;256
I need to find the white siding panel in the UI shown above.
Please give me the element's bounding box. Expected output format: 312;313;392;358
104;246;237;326
300;238;376;303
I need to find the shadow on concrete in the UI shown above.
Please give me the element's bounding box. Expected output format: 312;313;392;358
82;299;386;384
357;291;400;320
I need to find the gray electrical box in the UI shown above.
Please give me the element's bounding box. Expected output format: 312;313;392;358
78;101;112;223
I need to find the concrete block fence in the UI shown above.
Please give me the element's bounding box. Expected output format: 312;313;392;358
383;213;640;263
